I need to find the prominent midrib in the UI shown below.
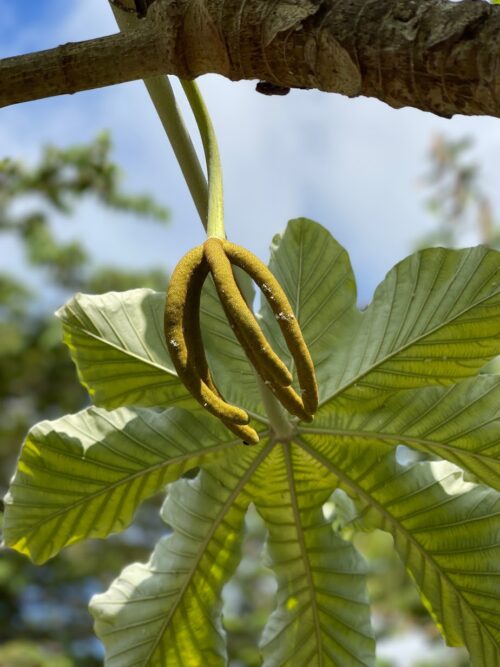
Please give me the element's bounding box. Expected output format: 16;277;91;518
319;285;500;408
139;441;275;667
62;321;177;375
283;445;323;666
296;437;499;652
10;439;244;540
297;426;498;467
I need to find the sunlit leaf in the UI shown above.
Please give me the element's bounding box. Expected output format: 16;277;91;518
7;217;500;664
58;283;265;416
57;289;191;409
91;448;270;666
298;436;500;664
310;375;500;490
3;407;266;563
318;245;500;404
254;445;374;667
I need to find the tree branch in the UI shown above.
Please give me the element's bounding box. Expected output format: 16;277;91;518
1;0;500;118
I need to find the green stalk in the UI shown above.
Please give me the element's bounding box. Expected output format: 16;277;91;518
180;80;225;239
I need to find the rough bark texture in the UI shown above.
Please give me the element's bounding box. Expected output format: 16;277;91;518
1;0;500;118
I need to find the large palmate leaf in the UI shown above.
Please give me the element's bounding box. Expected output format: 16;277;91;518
298;436;500;666
254;445;374;667
91;448;270;667
259;219;500;410
3;406;268;563
57;289;190;409
7;217;500;665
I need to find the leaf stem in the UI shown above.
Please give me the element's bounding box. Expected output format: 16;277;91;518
256;377;296;441
143;78;209;227
180;81;225;239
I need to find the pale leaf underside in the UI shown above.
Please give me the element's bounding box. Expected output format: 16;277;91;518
298;438;500;666
3;406;268;563
91;449;267;667
57;289;190;410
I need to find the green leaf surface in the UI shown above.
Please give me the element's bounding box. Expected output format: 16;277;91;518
298;435;500;664
3;406;262;563
320;245;500;404
254;445;374;667
91;448;270;667
57;289;191;409
371;460;500;666
260;218;359;402
311;374;500;491
58;284;265;417
258;221;500;411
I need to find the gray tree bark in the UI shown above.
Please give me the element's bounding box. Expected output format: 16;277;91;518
1;0;500;118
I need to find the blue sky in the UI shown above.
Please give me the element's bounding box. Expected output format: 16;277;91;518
2;0;500;305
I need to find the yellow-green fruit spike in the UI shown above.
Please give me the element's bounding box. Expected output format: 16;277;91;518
183;255;220;395
269;384;313;422
204;237;293;388
221;419;260;445
218;290;310;424
165;245;249;425
182;253;259;443
222;240;319;416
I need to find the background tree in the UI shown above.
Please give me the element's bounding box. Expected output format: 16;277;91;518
419;134;500;249
0;134;169;666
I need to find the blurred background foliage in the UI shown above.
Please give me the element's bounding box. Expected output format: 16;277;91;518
0;134;169;666
418;134;500;249
0;133;487;666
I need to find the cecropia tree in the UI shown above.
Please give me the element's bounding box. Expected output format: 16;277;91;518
2;1;500;666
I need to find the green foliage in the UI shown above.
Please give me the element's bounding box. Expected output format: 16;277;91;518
4;218;500;665
0;131;168;288
0;640;74;667
56;290;190;410
420;135;500;249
